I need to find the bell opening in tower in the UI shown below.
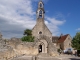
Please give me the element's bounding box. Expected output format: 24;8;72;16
39;10;42;18
40;3;42;8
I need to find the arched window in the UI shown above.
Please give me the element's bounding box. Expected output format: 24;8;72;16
39;10;42;15
39;10;42;18
40;3;42;8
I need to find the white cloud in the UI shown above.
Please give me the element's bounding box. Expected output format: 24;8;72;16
0;0;36;38
0;0;65;38
76;28;80;31
46;17;65;25
45;17;65;36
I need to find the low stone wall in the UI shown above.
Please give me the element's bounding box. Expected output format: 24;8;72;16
15;42;38;55
0;38;38;60
0;48;16;60
0;44;38;60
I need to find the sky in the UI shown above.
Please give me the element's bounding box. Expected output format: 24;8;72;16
0;0;80;39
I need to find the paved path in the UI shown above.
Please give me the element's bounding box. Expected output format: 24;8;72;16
57;55;80;60
59;57;80;60
11;55;32;60
11;55;80;60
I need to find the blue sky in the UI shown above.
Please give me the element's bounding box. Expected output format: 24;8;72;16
43;0;80;37
0;0;80;38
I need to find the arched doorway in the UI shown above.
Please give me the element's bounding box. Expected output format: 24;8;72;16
39;45;42;53
38;40;48;53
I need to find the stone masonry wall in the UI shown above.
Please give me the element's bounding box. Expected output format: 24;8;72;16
0;37;39;60
32;18;52;42
63;35;72;50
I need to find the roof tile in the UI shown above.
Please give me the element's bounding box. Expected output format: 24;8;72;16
57;34;69;43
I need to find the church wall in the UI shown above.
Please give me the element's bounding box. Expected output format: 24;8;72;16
32;18;45;38
44;25;52;40
32;19;52;42
48;43;58;56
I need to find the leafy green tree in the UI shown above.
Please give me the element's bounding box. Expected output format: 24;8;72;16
23;29;32;36
21;29;34;42
72;32;80;50
21;36;34;42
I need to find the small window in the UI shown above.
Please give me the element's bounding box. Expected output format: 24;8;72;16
39;31;42;34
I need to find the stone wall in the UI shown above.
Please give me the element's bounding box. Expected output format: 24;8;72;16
0;37;38;60
15;42;38;55
0;45;16;60
63;35;72;50
6;38;39;55
48;43;58;56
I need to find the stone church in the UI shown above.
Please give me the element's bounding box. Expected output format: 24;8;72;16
32;0;57;54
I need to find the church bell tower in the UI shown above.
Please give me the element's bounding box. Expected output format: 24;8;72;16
32;0;52;41
36;0;45;19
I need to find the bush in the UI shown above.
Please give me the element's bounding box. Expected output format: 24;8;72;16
57;49;62;53
21;36;34;42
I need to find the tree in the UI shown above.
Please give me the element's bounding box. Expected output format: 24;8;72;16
21;29;34;42
72;32;80;50
23;29;32;36
21;36;34;42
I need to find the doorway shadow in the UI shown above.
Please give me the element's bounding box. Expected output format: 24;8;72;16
39;45;42;53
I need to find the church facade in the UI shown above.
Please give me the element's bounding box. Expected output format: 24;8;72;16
32;0;57;54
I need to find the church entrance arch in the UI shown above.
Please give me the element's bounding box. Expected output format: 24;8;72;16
38;40;48;53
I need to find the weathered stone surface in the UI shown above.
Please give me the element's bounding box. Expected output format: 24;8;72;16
32;18;52;42
11;55;33;60
0;46;16;60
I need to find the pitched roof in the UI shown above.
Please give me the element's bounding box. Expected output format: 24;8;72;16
57;34;69;43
